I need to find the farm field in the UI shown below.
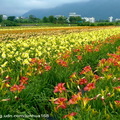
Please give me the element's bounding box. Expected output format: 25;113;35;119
0;26;120;120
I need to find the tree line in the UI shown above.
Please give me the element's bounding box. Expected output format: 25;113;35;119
0;15;83;26
0;15;120;26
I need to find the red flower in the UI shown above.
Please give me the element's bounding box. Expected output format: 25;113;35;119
77;78;88;85
94;48;99;52
69;72;77;78
20;76;29;85
102;66;109;72
63;54;70;59
18;84;25;91
63;112;77;119
77;55;82;60
73;48;80;52
56;59;68;67
114;100;120;107
114;86;120;92
83;65;92;72
20;76;29;81
44;65;51;71
10;84;25;92
94;74;100;80
37;59;45;65
80;65;92;74
30;58;37;64
10;84;19;92
100;59;106;64
68;92;81;105
84;83;95;91
85;45;93;52
53;83;66;93
54;97;67;110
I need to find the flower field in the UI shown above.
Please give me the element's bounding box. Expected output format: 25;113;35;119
0;26;120;120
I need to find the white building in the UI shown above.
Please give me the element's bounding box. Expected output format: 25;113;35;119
2;14;8;20
55;15;64;19
15;17;20;20
82;17;95;23
109;16;113;22
115;18;120;21
69;12;81;17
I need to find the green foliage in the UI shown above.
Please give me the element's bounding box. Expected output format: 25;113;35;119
48;16;56;23
57;16;67;24
7;16;16;21
78;22;115;26
0;15;3;23
2;20;19;26
42;16;49;23
69;16;82;24
0;27;120;119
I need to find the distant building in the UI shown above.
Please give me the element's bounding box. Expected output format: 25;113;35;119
15;17;19;20
55;15;64;19
69;12;81;17
82;17;95;23
109;16;113;22
115;18;120;21
2;14;8;20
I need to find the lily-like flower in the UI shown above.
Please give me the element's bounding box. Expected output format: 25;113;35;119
53;83;66;93
114;100;120;107
68;92;82;105
84;83;95;91
54;97;67;110
114;86;120;92
63;112;77;120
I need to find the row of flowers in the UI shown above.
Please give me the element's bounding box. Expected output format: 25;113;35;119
50;44;120;119
0;27;120;118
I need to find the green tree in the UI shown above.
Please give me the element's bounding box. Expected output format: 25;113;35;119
42;17;48;23
2;20;19;26
0;15;3;23
7;16;16;21
69;16;82;23
29;15;36;23
48;15;56;23
57;16;67;24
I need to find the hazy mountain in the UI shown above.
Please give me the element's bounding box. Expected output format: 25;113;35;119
23;0;120;20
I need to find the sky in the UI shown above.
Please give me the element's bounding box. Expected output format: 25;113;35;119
0;0;90;16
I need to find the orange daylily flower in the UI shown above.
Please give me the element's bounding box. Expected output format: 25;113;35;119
53;83;66;93
10;84;19;92
77;78;88;85
18;84;25;91
44;65;51;71
114;100;120;107
56;59;68;67
114;86;120;92
80;65;92;74
83;65;92;72
30;58;37;64
10;84;25;92
77;55;82;60
84;83;95;91
20;76;29;85
82;97;91;107
69;72;77;78
54;97;67;110
68;92;82;105
63;112;77;120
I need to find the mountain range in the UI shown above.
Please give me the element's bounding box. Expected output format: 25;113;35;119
23;0;120;20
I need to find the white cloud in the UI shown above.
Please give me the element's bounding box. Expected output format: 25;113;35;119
0;0;90;16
